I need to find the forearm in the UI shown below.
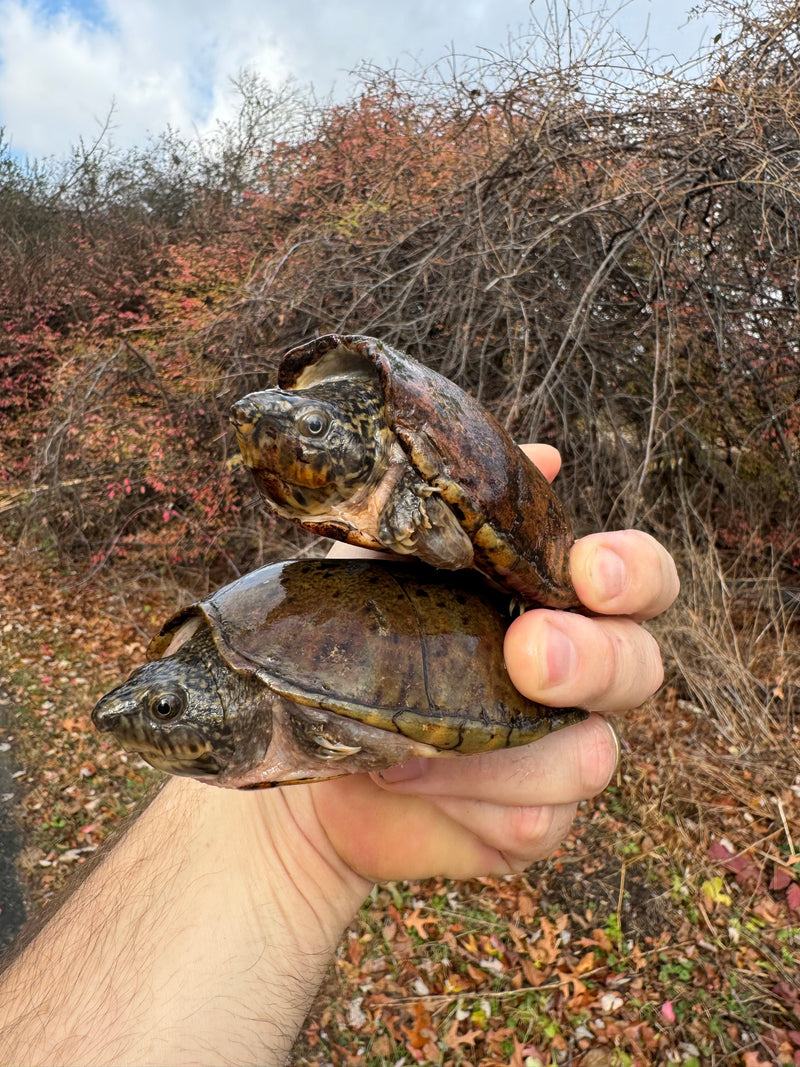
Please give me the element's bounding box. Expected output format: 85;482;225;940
0;778;369;1066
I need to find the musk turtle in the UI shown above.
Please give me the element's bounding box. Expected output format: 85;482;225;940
230;334;579;608
91;559;587;788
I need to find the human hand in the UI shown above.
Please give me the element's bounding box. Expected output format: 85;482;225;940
0;444;677;1067
311;444;680;882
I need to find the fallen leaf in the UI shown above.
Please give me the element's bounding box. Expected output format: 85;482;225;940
770;868;793;891
743;1052;773;1067
575;950;596;974
444;1018;482;1049
702;876;732;907
403;908;441;941
752;896;782;924
708;841;763;888
402;1001;437;1052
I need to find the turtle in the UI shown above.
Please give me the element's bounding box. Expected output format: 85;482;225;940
91;559;587;788
230;333;579;609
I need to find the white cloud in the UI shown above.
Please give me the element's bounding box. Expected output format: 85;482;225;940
0;0;293;158
0;0;717;161
0;3;120;154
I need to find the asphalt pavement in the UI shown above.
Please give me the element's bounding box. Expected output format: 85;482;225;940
0;687;28;956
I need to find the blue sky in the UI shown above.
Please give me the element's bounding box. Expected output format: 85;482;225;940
0;0;720;161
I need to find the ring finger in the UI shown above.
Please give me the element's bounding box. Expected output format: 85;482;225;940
373;714;619;807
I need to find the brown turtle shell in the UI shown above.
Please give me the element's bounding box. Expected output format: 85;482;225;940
277;334;579;608
149;559;587;763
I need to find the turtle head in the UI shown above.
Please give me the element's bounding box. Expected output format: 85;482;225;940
230;377;391;516
91;630;238;780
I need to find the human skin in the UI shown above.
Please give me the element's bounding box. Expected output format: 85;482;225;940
0;445;679;1066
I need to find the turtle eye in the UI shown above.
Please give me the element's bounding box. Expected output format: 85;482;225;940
298;408;330;438
149;687;186;722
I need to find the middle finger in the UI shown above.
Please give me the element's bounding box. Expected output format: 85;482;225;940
504;610;664;713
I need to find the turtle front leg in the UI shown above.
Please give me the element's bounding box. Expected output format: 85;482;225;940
379;467;474;569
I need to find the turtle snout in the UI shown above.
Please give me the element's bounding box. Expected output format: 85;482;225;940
230;390;299;434
230;392;288;470
91;694;122;732
229;394;260;431
230;392;282;433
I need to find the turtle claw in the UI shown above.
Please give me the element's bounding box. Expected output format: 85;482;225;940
379;469;474;570
312;736;363;760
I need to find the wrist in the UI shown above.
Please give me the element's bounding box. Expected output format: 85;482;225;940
245;777;374;939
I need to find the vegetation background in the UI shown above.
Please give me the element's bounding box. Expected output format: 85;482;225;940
0;1;798;1063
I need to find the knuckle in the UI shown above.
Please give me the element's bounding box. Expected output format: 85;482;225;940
502;802;577;868
506;803;550;848
642;628;665;691
503;802;557;852
581;627;620;703
584;622;665;712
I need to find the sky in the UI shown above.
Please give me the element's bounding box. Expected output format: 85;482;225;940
0;0;721;162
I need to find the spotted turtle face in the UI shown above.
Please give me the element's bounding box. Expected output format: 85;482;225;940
91;630;237;778
230;376;393;517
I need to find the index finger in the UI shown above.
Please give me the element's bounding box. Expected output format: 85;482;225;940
521;443;679;620
570;530;680;620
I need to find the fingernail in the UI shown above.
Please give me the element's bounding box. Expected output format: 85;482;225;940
590;547;628;602
607;720;621;771
376;758;427;783
544;624;577;687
